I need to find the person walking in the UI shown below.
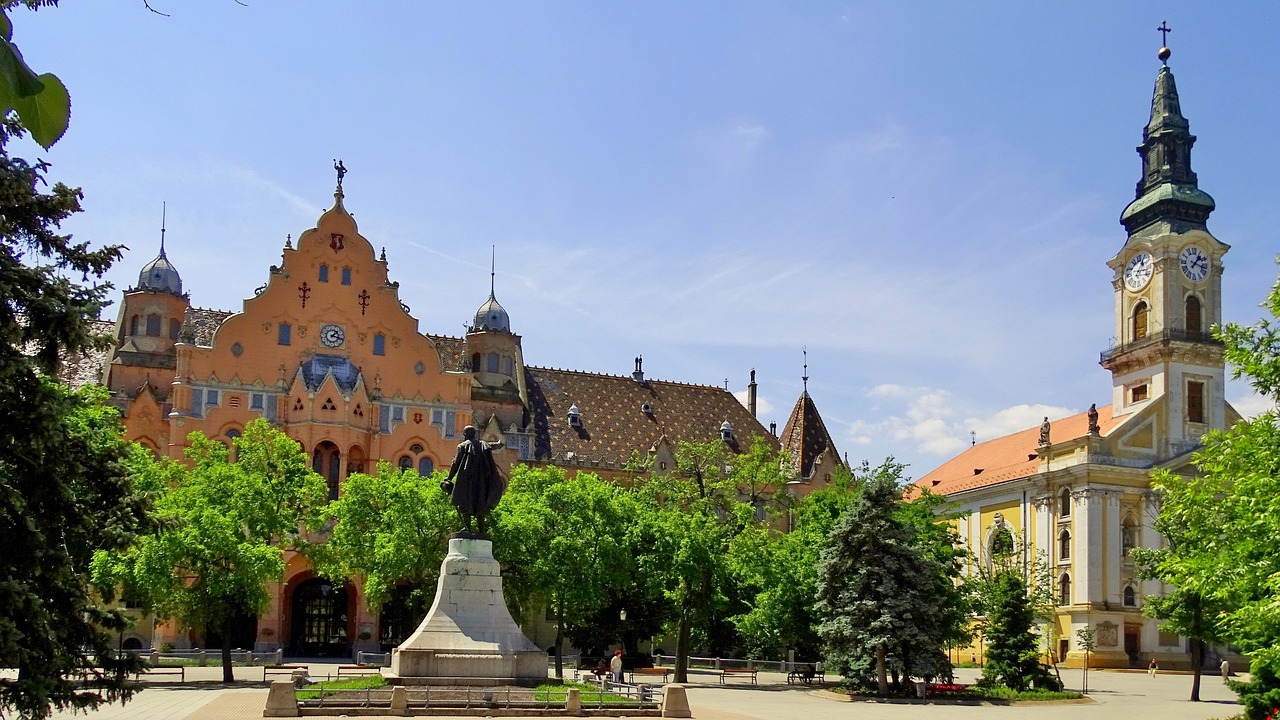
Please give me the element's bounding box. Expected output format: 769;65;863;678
1148;657;1159;677
1221;658;1231;681
611;649;625;684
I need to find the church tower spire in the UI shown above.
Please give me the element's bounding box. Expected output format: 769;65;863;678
1121;41;1215;235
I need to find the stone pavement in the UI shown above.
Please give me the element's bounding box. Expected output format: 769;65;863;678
47;663;1244;720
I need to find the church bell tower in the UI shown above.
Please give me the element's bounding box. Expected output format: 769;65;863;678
1100;37;1230;455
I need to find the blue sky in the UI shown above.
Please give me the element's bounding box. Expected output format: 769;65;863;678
17;2;1279;478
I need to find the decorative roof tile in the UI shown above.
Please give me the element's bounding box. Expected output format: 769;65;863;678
179;307;233;346
779;392;840;479
525;367;777;465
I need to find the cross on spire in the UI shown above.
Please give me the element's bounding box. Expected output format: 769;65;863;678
1157;20;1171;47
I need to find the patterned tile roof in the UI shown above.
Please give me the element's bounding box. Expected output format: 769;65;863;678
179;307;233;346
778;392;841;478
426;334;469;373
56;319;115;389
525;367;778;465
914;405;1124;495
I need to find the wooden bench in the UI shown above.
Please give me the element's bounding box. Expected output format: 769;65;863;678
336;665;381;678
629;667;670;684
138;666;185;682
719;668;757;685
787;667;824;685
263;664;309;681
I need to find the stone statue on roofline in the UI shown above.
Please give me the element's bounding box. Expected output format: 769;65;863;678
1039;417;1051;447
1087;403;1100;436
440;425;505;537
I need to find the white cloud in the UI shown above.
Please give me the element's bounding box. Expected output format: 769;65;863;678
846;385;1076;462
1229;390;1275;419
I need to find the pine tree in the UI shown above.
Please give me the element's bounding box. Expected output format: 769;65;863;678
978;569;1059;691
814;461;954;693
0;117;150;718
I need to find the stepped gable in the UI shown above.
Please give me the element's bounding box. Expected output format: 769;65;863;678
915;405;1123;495
778;392;840;479
525;366;777;464
178;307;233;346
426;334;469;373
56;319;115;389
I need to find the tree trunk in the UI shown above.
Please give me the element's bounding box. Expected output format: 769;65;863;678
553;596;564;679
220;618;234;683
1189;639;1203;702
674;609;691;684
876;645;888;695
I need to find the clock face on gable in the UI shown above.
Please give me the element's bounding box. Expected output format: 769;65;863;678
320;323;345;348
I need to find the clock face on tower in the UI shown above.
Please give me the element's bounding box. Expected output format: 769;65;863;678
1179;245;1209;282
320;323;345;348
1124;251;1154;291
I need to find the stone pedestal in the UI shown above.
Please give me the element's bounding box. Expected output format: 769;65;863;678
389;537;544;685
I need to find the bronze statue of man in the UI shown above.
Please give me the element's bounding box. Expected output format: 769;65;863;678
440;425;504;536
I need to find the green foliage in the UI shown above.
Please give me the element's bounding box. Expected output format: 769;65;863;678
976;570;1059;692
1229;647;1280;720
1219;265;1280;401
814;460;961;694
315;462;453;614
0;108;149;717
0;3;70;148
92;420;329;682
295;674;386;700
491;466;632;675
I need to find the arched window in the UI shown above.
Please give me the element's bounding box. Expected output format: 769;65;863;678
146;313;161;337
1122;516;1137;555
278;322;292;346
373;333;385;356
1132;301;1149;341
1058;529;1071;560
1185;295;1202;337
1058;573;1071;606
1123;585;1137;607
129;315;139;335
486;352;499;373
169;318;181;340
470;353;481;372
1058;488;1072;519
341;267;351;285
318;264;329;283
418;457;434;476
398;456;412;471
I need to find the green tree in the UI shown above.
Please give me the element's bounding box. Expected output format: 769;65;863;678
491;466;631;678
0;111;153;718
814;460;957;694
1076;625;1095;694
93;420;329;682
314;462;454;619
976;569;1059;692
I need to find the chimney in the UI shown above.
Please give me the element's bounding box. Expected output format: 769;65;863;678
632;355;645;383
769;422;777;436
748;368;757;417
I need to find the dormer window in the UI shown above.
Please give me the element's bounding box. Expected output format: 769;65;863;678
720;420;733;442
567;404;582;428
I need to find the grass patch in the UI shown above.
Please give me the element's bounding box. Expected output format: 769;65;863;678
296;674;386;699
971;686;1082;701
534;681;633;703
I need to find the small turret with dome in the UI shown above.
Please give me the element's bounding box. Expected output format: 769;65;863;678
135;204;184;296
470;249;511;333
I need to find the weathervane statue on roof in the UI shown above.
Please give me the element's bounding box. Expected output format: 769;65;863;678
334;158;347;189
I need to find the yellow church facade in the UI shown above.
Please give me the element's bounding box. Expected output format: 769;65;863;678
917;49;1243;670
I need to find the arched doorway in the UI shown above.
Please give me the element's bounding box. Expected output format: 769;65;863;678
289;578;350;657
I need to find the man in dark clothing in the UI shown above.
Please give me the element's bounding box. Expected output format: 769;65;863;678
440;425;504;536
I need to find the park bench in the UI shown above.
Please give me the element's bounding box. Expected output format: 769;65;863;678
336;665;381;679
138;665;185;682
263;664;309;681
629;667;670;684
786;665;823;685
719;668;758;685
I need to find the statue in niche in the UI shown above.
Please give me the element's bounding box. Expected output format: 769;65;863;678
440;425;505;537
